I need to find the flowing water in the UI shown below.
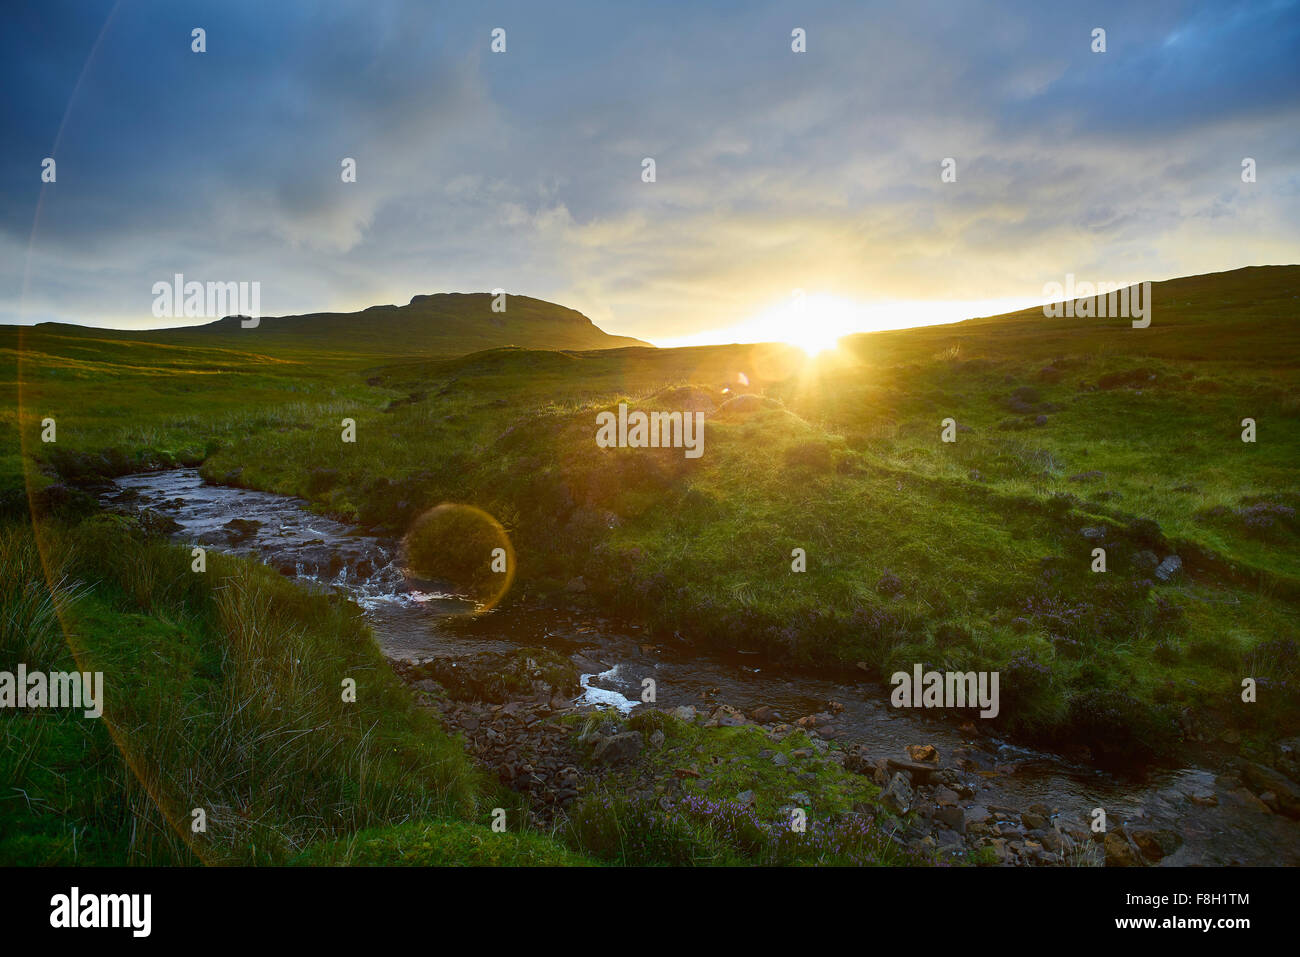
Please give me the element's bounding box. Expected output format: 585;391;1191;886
105;468;1300;865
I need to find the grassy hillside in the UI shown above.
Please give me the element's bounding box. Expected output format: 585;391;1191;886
4;265;1298;770
0;518;509;865
22;292;649;361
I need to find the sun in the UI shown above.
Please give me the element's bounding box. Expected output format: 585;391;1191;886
741;293;866;356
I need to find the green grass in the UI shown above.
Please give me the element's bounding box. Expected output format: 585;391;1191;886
561;712;911;866
0;517;562;865
3;264;1298;825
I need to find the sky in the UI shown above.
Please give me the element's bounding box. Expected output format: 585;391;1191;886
2;0;1298;349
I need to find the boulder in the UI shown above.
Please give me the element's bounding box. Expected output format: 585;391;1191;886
1104;831;1142;867
1130;828;1182;863
880;772;914;814
1243;762;1300;818
935;805;966;833
886;757;941;783
591;731;643;765
1154;555;1183;582
906;744;939;763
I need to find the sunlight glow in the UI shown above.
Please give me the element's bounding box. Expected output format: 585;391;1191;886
652;293;1047;352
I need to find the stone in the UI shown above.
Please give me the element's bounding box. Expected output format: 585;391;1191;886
1021;811;1049;831
933;787;960;807
706;704;748;728
965;805;991;825
670;705;696;722
1243;762;1300;818
935;805;966;832
906;744;939;763
1130;828;1181;863
886;757;941;782
735;789;755;807
936;828;964;847
771;751;790;767
1154;555;1182;582
880;772;914;814
1039;829;1070;854
591;731;643;765
1104;831;1142;867
649;729;666;748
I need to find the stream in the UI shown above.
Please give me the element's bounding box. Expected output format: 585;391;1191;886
105;468;1300;865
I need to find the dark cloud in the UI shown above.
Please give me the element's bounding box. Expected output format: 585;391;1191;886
2;0;1297;337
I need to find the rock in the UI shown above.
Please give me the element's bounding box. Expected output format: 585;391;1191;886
1021;811;1049;831
591;731;643;765
936;828;965;847
1231;787;1271;813
734;789;755;807
1131;828;1182;863
1039;829;1070;855
1243;762;1300;818
1154;555;1182;582
771;751;790;767
1104;831;1142;867
871;757;892;785
222;517;262;543
965;805;991;825
706;704;748;727
750;705;776;723
906;744;939;763
649;729;666;748
933;787;960;807
1133;550;1159;570
670;705;696;722
1080;526;1106;541
886;757;941;783
880;773;914;814
564;576;588;593
935;806;966;833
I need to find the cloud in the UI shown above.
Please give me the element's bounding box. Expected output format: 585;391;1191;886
1;0;1297;339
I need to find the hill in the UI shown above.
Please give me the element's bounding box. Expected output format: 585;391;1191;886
3;264;1298;761
20;292;649;363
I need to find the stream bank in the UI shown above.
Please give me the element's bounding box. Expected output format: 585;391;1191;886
102;468;1300;865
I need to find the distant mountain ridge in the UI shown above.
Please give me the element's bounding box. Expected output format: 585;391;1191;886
26;291;650;359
